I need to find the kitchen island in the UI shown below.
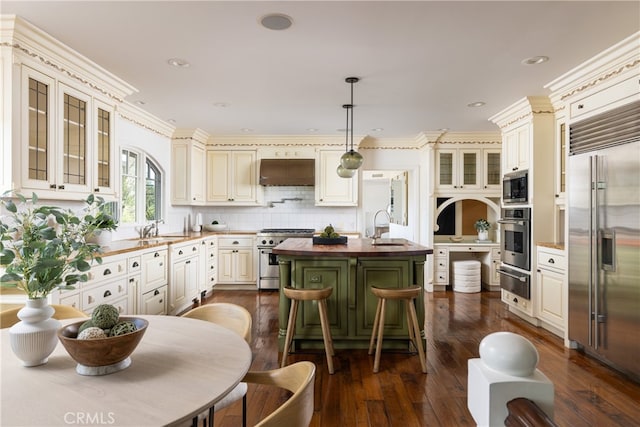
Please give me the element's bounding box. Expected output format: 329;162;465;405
273;238;432;350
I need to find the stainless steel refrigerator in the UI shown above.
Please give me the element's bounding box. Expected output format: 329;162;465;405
568;100;640;381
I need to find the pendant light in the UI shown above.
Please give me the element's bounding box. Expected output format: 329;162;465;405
337;103;356;178
340;77;363;170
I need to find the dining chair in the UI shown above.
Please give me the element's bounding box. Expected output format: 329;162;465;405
181;303;253;427
1;304;88;328
243;361;316;427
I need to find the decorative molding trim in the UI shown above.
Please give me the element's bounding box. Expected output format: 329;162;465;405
172;128;210;144
1;16;136;102
418;131;501;146
558;59;640;101
489;96;554;129
118;102;175;139
493;110;555;130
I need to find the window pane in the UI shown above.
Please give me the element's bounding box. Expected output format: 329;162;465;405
145;159;162;221
121;175;137;223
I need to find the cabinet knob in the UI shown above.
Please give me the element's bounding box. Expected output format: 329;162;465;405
179;250;184;255
154;289;160;296
58;185;65;190
548;258;555;264
192;247;197;251
94;188;100;192
132;262;139;268
154;252;160;258
577;104;584;109
50;184;57;189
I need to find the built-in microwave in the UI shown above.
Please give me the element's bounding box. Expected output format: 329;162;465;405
502;170;528;204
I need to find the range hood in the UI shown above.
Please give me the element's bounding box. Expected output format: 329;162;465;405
259;158;315;186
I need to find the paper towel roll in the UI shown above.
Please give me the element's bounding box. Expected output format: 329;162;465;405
196;213;203;226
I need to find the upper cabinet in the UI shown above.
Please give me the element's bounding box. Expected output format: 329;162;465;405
502;124;530;173
206;150;259;205
171;130;207;205
432;133;502;196
1;17;136;200
14;66;119;199
315;149;358;206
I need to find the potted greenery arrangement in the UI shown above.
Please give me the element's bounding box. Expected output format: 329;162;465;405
0;192;117;366
474;218;491;242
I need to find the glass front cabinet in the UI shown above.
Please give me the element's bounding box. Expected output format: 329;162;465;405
12;65;118;200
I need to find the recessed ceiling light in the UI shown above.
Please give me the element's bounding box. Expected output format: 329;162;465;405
438;128;449;132
260;13;293;31
241;128;253;132
307;128;318;132
213;102;230;108
167;58;190;68
134;100;146;105
467;101;486;108
167;119;176;124
521;56;549;65
371;128;384;132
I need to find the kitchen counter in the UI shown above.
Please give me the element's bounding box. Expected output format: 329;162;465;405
537;242;565;251
272;237;432;257
100;230;257;256
274;237;431;350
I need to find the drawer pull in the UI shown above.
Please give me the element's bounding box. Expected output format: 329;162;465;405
132;261;139;268
154;289;160;296
159;262;163;267
186;260;191;264
104;269;112;276
577;104;584;109
193;247;197;252
179;250;184;255
233;241;239;245
154;252;160;258
129;278;135;283
103;290;112;298
548;258;555;264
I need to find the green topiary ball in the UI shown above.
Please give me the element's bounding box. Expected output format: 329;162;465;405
78;327;108;340
78;319;95;334
110;321;137;337
91;304;120;329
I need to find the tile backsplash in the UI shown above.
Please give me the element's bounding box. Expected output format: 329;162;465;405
193;186;357;232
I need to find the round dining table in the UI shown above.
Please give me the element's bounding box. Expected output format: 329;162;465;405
1;315;252;426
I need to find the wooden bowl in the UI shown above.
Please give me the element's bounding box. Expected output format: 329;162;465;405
57;317;148;367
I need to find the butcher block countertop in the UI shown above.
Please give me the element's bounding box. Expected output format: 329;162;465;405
272;237;433;257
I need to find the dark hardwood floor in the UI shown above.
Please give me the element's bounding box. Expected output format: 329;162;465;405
202;290;640;427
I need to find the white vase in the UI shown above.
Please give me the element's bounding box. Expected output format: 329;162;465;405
477;230;489;241
9;298;61;367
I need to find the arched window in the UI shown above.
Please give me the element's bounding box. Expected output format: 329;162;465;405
121;148;163;224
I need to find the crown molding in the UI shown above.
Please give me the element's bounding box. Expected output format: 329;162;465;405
545;31;640;105
205;134;362;149
172;128;210;145
488;96;554;129
118;101;175;139
1;15;137;102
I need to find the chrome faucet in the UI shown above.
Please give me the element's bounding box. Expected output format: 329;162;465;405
141;223;156;239
373;209;391;239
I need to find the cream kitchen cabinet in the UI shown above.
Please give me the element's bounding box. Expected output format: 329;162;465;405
217;236;256;286
171;139;206;205
9;65;118;200
432;243;500;292
206;150;259;205
536;246;565;337
200;236;218;294
502;124;530;173
140;248;168;315
315;150;358;206
169;240;201;314
435;147;501;194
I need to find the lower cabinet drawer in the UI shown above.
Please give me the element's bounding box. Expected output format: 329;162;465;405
85;296;128;316
434;257;449;284
58;291;81;311
83;278;128;311
141;286;167;315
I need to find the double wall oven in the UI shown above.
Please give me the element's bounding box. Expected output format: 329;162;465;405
257;228;315;290
497;207;531;299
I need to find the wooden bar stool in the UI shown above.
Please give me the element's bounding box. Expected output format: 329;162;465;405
281;286;335;374
368;285;427;374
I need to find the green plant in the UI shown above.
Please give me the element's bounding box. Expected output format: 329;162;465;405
0;192;118;299
474;219;491;232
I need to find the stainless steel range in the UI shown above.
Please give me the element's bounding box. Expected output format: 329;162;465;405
257;228;315;290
